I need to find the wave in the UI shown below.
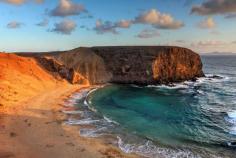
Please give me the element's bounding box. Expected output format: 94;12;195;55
103;116;119;125
117;136;202;158
82;86;105;112
225;110;236;135
146;74;230;90
128;73;231;92
62;110;83;115
196;74;229;84
65;118;100;125
147;83;189;90
130;84;143;88
64;88;90;107
227;111;236;119
80;127;107;137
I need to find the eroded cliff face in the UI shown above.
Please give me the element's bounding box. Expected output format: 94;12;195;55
51;48;112;85
47;46;204;85
35;56;88;84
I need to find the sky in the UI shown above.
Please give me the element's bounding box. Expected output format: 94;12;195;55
0;0;236;53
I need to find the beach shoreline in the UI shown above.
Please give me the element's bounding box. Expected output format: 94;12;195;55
0;83;138;158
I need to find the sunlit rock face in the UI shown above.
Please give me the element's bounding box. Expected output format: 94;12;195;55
91;46;204;84
151;47;204;84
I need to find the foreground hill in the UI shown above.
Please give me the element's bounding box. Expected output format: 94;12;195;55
0;53;58;106
0;53;88;107
23;46;204;85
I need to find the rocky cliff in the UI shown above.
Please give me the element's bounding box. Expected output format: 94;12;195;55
42;46;204;85
35;56;88;84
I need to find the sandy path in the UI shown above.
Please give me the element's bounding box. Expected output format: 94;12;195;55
0;84;138;158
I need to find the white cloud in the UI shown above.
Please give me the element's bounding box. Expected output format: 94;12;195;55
134;9;184;29
198;17;216;29
94;19;132;34
94;20;118;34
51;19;77;35
115;20;132;28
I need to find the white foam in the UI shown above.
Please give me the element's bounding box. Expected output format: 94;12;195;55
80;127;107;137
86;87;100;97
103;116;119;125
83;99;88;106
82;87;104;112
196;74;230;85
64;89;90;106
227;111;236;119
65;118;100;125
225;110;236;135
147;83;189;90
131;84;143;88
197;90;205;95
62;110;83;115
229;126;236;135
117;136;202;158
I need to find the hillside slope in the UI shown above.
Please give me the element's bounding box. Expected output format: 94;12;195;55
0;53;67;107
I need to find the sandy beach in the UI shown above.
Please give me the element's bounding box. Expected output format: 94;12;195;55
0;84;139;158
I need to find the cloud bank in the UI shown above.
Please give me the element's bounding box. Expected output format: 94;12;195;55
191;0;236;15
134;9;184;29
7;21;22;28
191;40;226;47
94;9;184;34
94;19;132;34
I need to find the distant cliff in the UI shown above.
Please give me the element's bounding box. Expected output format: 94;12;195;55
39;46;204;85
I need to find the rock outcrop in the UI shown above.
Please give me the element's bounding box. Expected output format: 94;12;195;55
50;48;111;84
18;46;204;85
46;46;204;85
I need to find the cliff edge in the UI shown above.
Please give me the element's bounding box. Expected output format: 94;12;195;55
47;46;204;85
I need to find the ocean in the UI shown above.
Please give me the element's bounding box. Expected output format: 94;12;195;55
64;55;236;158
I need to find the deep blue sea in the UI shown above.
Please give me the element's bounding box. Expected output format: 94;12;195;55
64;55;236;158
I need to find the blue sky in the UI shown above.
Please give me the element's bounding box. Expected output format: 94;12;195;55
0;0;236;53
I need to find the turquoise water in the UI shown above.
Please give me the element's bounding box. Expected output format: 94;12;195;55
65;55;236;158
